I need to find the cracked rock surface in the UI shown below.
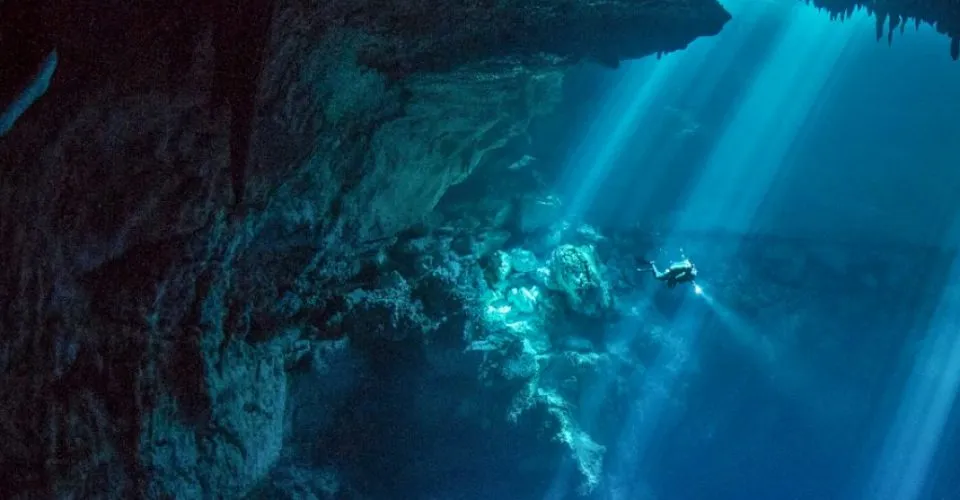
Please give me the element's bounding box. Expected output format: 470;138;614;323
0;0;729;498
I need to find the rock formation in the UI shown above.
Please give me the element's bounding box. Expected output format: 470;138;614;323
805;0;960;58
0;0;730;498
4;0;958;496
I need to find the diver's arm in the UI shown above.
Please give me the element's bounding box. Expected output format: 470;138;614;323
649;262;664;279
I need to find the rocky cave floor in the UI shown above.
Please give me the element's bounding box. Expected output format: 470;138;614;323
239;177;701;499
242;167;931;500
253;185;936;500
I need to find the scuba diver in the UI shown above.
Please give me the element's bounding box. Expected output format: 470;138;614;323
640;256;698;289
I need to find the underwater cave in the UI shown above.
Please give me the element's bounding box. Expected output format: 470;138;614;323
2;0;960;498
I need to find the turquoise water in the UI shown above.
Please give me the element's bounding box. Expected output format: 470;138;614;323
526;2;960;498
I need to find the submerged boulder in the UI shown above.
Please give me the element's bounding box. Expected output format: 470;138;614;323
547;244;614;317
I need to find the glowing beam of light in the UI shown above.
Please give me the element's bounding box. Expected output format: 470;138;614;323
547;2;873;498
604;4;870;494
700;287;808;390
862;275;960;500
561;56;683;222
676;3;867;234
606;299;708;495
606;2;791;226
559;18;744;222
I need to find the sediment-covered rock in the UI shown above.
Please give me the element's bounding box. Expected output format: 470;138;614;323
0;0;730;498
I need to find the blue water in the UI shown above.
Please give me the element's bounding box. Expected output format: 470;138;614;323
526;2;960;499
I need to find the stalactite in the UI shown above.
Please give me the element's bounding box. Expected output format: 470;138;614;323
888;15;900;45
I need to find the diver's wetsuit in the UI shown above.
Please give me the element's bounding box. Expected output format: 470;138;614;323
650;260;697;288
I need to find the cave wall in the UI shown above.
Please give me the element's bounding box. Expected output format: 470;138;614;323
0;0;730;497
1;0;959;496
